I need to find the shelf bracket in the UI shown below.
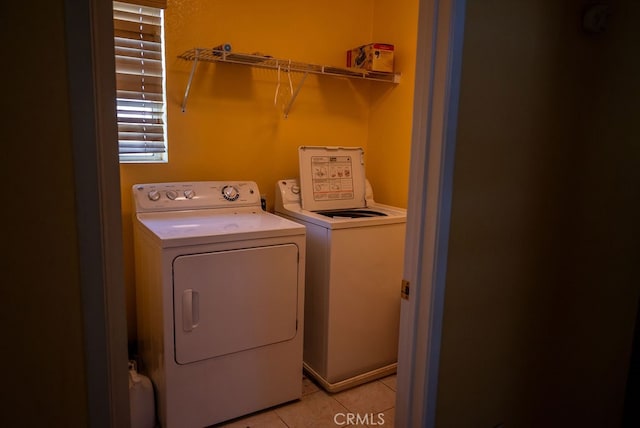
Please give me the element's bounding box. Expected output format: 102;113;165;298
181;49;200;112
283;71;309;119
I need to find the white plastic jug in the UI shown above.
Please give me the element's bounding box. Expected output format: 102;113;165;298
129;361;156;428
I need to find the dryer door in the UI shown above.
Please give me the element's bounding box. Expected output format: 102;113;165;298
173;243;299;364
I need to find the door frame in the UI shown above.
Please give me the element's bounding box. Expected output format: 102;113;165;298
65;0;130;426
395;0;466;426
73;0;467;425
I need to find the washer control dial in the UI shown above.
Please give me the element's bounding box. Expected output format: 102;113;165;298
148;190;161;201
166;190;178;200
184;189;196;199
222;185;240;201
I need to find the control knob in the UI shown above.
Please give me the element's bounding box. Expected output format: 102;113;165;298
166;190;178;200
184;189;196;199
222;185;240;201
147;190;161;201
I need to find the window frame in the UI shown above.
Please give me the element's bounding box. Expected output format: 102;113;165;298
113;0;168;163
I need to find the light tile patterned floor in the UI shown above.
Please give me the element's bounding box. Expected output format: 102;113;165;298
215;374;397;427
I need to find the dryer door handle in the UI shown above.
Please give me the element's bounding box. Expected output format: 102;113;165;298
182;289;200;332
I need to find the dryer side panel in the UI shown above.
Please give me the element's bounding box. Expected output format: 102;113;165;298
173;244;299;364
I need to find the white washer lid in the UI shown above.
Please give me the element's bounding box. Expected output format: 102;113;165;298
298;146;367;211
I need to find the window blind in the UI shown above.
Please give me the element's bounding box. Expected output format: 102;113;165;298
113;1;167;162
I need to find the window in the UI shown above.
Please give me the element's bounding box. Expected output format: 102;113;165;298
113;0;168;163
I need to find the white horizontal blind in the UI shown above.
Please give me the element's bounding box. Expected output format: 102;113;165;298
113;1;167;162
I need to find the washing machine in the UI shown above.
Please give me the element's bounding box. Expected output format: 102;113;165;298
274;146;406;392
132;181;305;428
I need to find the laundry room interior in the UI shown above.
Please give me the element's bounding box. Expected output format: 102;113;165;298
7;0;640;426
120;0;416;425
120;0;417;355
116;0;640;427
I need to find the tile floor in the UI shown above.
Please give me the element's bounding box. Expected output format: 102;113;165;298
214;374;397;427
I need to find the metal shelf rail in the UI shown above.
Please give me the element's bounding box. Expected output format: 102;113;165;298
177;47;401;117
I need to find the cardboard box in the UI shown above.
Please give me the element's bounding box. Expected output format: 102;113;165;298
346;43;395;73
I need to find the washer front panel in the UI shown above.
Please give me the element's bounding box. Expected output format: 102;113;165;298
173;244;299;365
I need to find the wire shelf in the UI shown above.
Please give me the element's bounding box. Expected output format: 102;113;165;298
179;48;401;83
177;47;401;115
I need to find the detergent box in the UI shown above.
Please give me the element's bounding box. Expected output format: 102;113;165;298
346;43;394;73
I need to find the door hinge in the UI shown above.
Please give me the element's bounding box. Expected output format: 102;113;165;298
401;279;410;300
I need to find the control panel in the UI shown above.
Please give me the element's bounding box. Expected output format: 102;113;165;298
276;179;302;205
133;181;261;212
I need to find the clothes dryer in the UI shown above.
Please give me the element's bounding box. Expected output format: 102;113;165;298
132;181;305;428
274;146;406;392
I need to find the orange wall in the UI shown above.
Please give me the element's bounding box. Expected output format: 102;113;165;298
368;0;419;208
120;0;417;345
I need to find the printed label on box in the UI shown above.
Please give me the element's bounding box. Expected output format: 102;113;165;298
346;43;394;73
310;155;355;201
